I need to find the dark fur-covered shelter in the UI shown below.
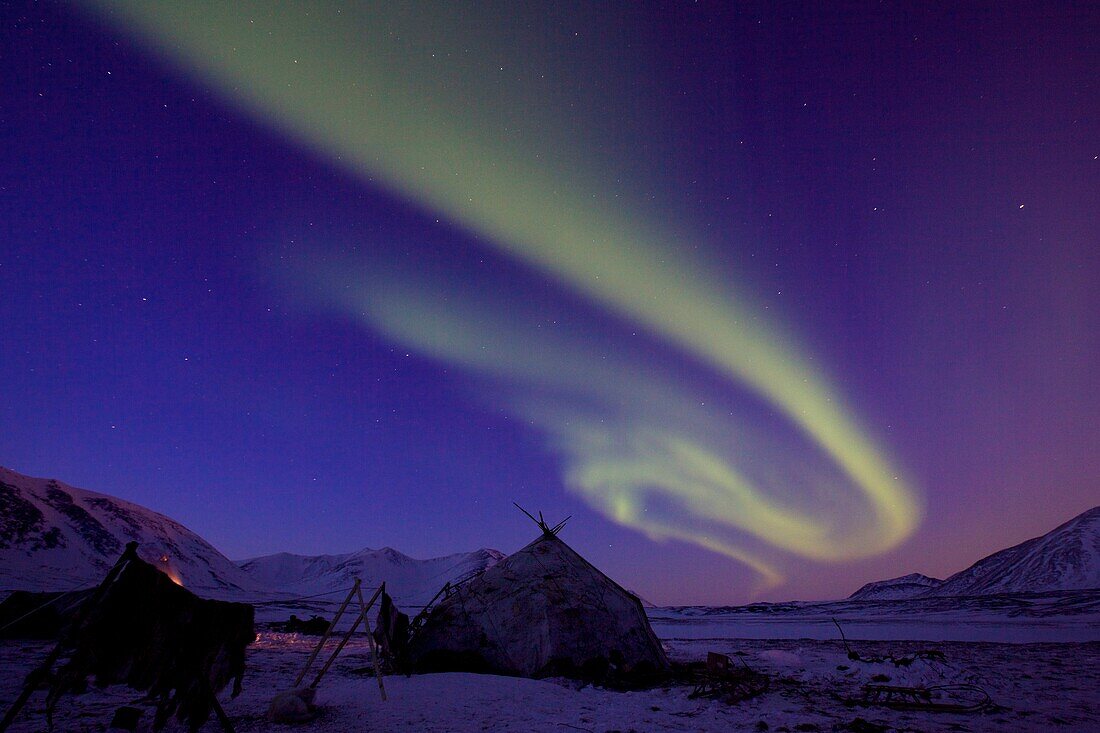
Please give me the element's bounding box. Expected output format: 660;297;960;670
2;543;254;733
406;529;669;680
0;589;92;639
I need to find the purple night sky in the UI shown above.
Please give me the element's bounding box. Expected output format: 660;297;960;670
2;2;1096;605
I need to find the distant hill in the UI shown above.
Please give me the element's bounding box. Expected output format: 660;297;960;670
931;506;1099;596
0;466;259;594
849;506;1100;600
0;465;504;606
237;546;505;607
848;572;943;600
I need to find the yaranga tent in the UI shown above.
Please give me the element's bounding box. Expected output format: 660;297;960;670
406;521;669;680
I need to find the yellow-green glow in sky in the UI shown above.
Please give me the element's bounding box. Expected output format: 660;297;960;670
91;1;921;588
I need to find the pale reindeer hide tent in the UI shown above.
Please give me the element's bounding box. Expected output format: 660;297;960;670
407;522;669;680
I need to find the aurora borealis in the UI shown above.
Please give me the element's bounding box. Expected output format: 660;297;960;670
3;2;1096;603
92;1;922;587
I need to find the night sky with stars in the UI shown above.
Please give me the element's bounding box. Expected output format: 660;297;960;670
2;1;1096;604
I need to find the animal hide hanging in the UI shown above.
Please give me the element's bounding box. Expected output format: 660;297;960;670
373;590;410;671
44;542;255;732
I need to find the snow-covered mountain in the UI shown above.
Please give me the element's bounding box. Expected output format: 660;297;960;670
848;573;943;600
0;466;504;608
848;506;1099;600
0;466;260;594
930;506;1099;597
237;546;505;607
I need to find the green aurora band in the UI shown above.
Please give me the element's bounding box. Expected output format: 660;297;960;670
90;2;921;588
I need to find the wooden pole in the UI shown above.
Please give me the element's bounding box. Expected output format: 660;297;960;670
309;583;383;690
357;583;388;701
294;579;359;688
209;695;235;733
410;581;448;632
202;675;236;733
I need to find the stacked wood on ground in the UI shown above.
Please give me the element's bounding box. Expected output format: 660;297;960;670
3;542;254;732
855;683;995;713
688;652;770;704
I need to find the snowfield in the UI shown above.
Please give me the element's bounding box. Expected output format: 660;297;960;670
3;618;1098;732
649;591;1100;644
2;470;1097;731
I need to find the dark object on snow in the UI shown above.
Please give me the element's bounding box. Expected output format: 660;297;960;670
275;614;331;635
0;589;92;638
0;543;254;733
835;719;890;733
689;652;770;704
856;683;995;713
373;590;410;671
408;512;669;683
832;618;947;668
108;705;143;731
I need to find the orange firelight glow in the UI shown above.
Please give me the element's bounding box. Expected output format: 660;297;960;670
156;554;184;586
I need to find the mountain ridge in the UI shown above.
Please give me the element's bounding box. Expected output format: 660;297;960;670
0;465;259;594
850;506;1099;600
238;545;506;606
849;572;943;601
0;465;503;605
931;506;1099;596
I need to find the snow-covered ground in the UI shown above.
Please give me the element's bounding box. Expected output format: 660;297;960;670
650;593;1100;643
3;615;1097;732
2;468;1097;730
